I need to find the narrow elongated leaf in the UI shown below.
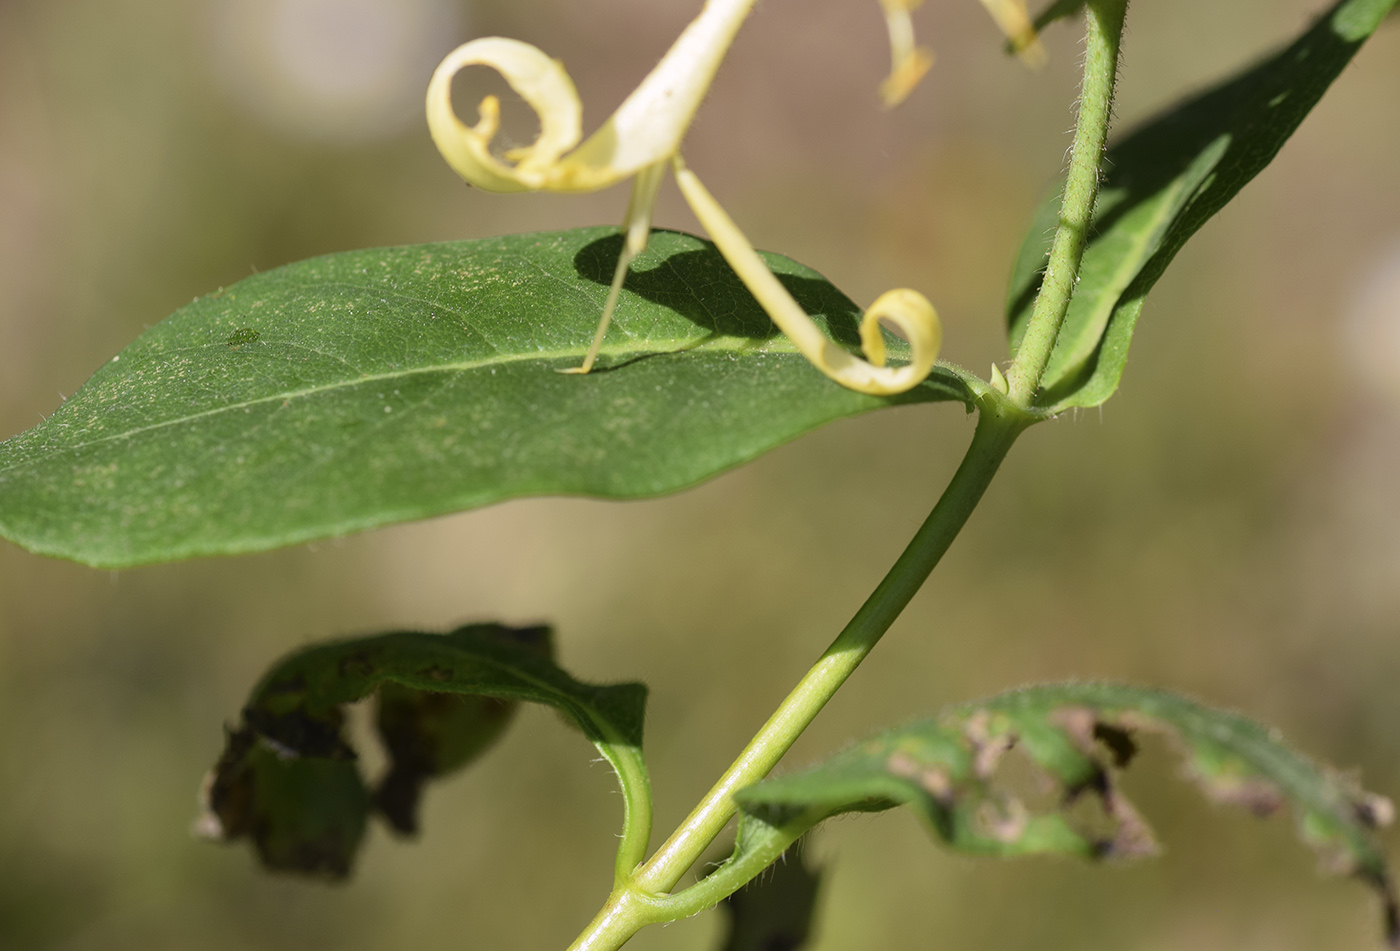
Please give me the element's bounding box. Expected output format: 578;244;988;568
727;682;1398;947
0;228;969;569
197;623;651;879
1007;0;1398;409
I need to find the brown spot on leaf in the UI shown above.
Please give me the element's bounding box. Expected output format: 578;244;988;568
884;751;953;804
1196;774;1285;818
1050;706;1098;755
1093;723;1138;768
337;651;376;679
195;717;369;879
1098;787;1160;860
962;711;1014;780
373;686;516;835
975;796;1029;844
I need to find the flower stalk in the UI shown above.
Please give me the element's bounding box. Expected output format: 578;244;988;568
426;0;1046;392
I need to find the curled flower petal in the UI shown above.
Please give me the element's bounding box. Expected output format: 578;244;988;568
426;37;585;193
427;0;757;195
879;0;934;107
673;159;941;396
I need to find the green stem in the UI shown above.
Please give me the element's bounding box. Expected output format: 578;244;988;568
567;393;1029;951
1006;0;1129;407
605;742;653;886
572;5;1132;945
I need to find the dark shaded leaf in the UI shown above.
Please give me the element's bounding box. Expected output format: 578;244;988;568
0;228;970;569
1007;0;1398;409
196;711;370;878
730;682;1398;947
717;840;822;951
196;623;650;879
373;685;516;835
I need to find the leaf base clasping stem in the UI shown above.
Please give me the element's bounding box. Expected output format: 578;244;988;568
567;390;1032;951
567;2;1130;945
1006;0;1129;406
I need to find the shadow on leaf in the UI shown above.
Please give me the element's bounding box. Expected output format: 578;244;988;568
574;232;863;348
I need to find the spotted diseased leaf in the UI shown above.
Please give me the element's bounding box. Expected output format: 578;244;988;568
1007;0;1399;409
730;683;1398;948
373;684;517;835
196;623;650;880
0;228;971;569
195;708;371;878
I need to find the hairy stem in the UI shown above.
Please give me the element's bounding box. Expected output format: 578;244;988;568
1006;0;1129;406
567;392;1029;951
572;5;1133;946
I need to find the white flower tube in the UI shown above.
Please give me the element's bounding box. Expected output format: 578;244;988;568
673;159;941;397
425;0;1043;389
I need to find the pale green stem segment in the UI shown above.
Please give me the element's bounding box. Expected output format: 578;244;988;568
606;740;654;887
567;5;1131;946
1006;0;1129;407
566;394;1030;951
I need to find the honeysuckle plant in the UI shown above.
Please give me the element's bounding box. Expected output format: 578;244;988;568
0;0;1397;949
423;0;1043;392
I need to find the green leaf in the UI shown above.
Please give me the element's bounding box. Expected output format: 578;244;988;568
715;840;822;951
196;623;652;881
729;682;1398;947
0;228;969;569
1007;0;1399;409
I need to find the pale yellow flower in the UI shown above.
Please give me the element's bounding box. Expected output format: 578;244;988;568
427;0;1043;394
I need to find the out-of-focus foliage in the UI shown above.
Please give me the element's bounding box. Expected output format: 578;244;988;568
198;623;648;879
0;0;1397;949
732;683;1398;945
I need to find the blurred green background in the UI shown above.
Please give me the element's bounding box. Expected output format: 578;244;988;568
1;0;1398;948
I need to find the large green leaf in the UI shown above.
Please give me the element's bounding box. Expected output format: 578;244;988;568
0;227;969;568
197;622;651;881
724;683;1398;946
1007;0;1398;409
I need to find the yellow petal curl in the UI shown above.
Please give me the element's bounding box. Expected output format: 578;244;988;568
426;38;585;193
427;0;757;195
673;159;941;396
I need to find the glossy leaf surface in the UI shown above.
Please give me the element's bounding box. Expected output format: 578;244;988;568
0;228;969;568
728;682;1398;946
1007;0;1398;409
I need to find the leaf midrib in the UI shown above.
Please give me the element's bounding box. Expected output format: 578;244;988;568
0;333;797;475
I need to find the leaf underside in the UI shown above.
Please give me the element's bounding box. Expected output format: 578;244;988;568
0;227;969;569
731;682;1399;948
1007;0;1398;410
197;622;649;879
